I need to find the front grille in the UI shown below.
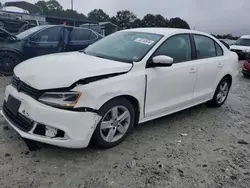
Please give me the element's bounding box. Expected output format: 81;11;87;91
3;102;34;132
12;75;42;99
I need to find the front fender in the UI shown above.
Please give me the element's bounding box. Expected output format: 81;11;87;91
0;47;24;60
73;71;146;117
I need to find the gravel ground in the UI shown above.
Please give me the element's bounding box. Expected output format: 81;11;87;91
0;61;250;188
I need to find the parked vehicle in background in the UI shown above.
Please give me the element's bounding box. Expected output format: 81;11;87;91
0;16;30;34
0;25;103;75
1;28;238;149
230;35;250;59
242;59;250;76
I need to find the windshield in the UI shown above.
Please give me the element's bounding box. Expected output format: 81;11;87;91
84;31;163;63
16;25;49;39
234;38;250;46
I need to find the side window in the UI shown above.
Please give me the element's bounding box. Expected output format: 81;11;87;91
31;27;62;42
193;35;216;59
70;29;91;41
153;34;192;63
215;42;223;56
89;31;97;40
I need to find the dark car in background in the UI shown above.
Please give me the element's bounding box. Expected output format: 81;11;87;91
0;25;103;75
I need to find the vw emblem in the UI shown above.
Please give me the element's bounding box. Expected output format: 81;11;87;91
17;82;23;92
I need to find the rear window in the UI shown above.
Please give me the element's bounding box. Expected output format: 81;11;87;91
193;35;216;59
70;29;92;41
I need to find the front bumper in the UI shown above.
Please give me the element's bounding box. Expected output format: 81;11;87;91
1;85;101;148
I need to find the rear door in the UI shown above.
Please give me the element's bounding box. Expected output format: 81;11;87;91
65;28;98;52
192;34;225;104
24;26;63;58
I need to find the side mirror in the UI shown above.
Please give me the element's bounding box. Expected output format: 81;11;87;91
28;40;37;45
150;55;174;67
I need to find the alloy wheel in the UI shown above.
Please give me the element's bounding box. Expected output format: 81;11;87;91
100;106;131;143
216;81;229;104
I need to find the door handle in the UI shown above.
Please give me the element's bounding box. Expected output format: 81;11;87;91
189;68;197;74
217;63;223;68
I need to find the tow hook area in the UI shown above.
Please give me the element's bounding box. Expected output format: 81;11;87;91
22;138;44;151
32;123;68;139
23;124;69;151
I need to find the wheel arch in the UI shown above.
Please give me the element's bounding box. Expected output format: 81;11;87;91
98;95;141;125
0;48;24;61
213;73;233;97
223;74;232;87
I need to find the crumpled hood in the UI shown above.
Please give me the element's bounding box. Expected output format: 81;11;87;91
0;27;16;38
14;52;132;90
230;45;250;51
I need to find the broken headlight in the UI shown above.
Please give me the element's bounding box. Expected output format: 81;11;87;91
38;92;82;108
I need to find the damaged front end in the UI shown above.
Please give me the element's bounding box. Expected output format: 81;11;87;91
0;27;17;43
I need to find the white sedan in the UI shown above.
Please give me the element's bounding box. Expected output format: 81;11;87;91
1;28;238;149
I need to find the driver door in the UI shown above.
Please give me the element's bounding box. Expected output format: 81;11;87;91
145;34;198;118
24;26;63;59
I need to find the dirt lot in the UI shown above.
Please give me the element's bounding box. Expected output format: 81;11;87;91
0;61;250;188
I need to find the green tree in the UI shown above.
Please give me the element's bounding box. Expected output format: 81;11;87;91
114;10;137;29
141;14;168;27
35;0;49;13
46;0;63;11
87;9;110;22
64;9;86;19
169;17;190;29
131;18;142;28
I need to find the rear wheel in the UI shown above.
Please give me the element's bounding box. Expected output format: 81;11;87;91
0;51;21;76
208;77;230;107
92;98;135;148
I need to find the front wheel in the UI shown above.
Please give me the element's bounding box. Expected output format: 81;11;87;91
0;51;21;76
208;77;230;107
92;98;135;148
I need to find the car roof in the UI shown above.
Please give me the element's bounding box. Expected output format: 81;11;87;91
122;27;212;37
45;25;94;30
240;35;250;39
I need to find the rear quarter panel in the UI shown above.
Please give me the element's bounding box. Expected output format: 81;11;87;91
216;51;238;90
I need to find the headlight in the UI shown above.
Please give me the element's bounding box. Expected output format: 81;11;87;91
38;92;82;108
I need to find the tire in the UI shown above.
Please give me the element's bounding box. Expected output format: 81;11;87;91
243;73;249;77
92;98;135;148
0;51;21;76
208;77;231;107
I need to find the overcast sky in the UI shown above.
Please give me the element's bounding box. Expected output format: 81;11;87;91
2;0;250;36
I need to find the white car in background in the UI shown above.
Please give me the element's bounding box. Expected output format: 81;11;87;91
230;35;250;59
1;28;238;149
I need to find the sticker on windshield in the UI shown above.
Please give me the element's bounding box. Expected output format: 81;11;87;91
134;38;155;45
